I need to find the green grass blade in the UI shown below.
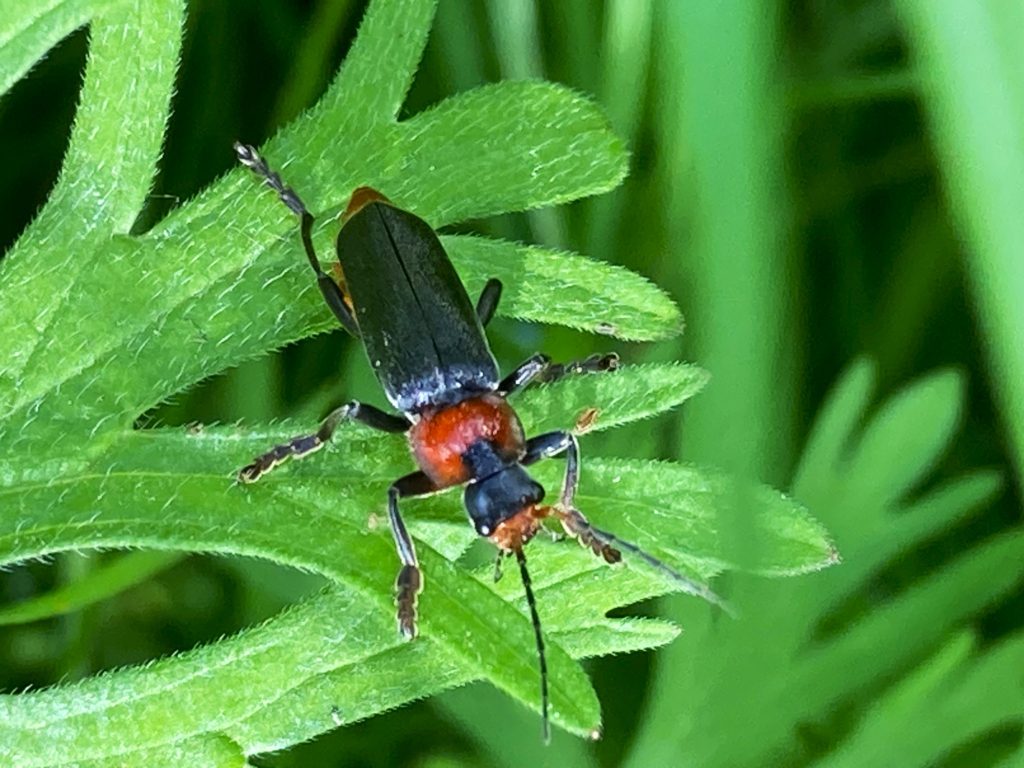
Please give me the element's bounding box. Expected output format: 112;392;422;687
898;0;1024;496
0;550;182;626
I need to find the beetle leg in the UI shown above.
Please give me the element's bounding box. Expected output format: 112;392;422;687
522;430;584;508
234;142;360;337
475;278;503;326
523;431;734;613
493;549;511;582
534;352;620;385
497;353;550;395
237;401;409;483
498;352;619;396
387;471;439;639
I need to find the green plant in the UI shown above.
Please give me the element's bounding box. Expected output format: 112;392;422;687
0;0;832;764
626;361;1024;768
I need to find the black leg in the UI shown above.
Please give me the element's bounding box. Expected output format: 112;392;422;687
497;353;550;395
237;401;409;483
234;142;360;337
534;352;619;385
475;278;502;326
497;352;620;397
388;471;440;639
522;430;580;503
493;549;510;582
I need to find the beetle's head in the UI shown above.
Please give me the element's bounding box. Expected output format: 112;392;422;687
463;465;546;546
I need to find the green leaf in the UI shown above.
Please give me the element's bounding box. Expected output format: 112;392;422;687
0;0;115;98
898;0;1024;499
0;0;184;406
0;364;829;757
624;362;1016;768
0;0;832;761
447;236;683;341
815;632;1024;768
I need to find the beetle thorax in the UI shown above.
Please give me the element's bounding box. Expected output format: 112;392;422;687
409;394;525;487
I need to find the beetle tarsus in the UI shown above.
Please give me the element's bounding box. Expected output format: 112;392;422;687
234;141;308;217
237;433;324;483
396;564;422;639
537;352;620;385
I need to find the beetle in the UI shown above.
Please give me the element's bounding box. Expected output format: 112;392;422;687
233;143;724;739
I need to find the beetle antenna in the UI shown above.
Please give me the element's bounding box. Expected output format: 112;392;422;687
515;547;550;743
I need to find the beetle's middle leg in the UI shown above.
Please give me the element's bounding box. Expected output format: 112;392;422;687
237;401;409;483
475;278;503;326
497;352;619;396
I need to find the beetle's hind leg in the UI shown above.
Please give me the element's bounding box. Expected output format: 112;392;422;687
533;352;620;385
237;401;409;483
234;142;360;337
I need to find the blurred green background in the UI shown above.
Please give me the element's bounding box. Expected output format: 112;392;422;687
1;1;1022;766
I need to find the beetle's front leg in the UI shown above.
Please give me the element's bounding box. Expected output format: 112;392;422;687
234;142;361;337
522;431;621;563
523;431;733;612
387;471;440;639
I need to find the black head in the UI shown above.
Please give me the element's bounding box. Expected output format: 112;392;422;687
463;465;545;537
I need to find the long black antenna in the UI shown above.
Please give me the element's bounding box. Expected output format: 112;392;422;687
515;547;550;743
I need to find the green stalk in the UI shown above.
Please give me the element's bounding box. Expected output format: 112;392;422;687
624;1;797;765
898;0;1024;495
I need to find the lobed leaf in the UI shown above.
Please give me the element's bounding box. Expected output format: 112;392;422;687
0;0;834;759
0;365;830;756
447;236;683;341
0;0;184;416
624;362;1016;768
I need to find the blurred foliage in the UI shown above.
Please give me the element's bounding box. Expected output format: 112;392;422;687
1;0;1022;766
